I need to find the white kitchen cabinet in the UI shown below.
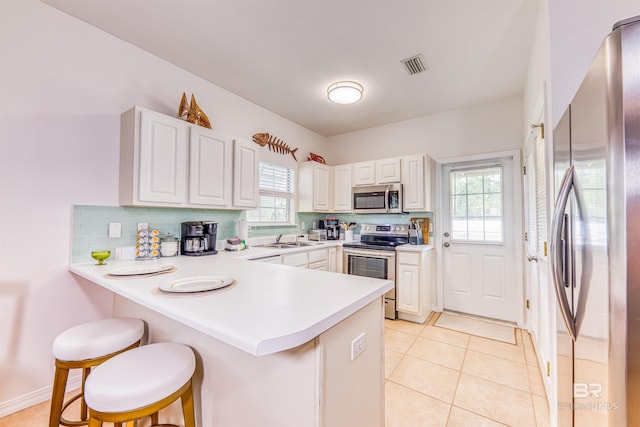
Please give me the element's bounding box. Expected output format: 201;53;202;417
352;161;376;186
397;262;421;315
232;138;259;208
328;247;337;273
251;247;336;271
396;246;434;323
353;158;402;186
332;164;352;212
298;161;331;212
120;106;256;209
376;157;401;184
401;154;434;212
189;127;232;206
308;248;329;271
120;107;189;206
282;252;309;268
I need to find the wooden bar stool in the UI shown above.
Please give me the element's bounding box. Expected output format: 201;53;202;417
84;342;196;427
49;318;145;427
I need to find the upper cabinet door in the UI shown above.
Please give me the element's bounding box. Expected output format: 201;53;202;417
333;164;352;212
402;154;434;211
402;155;425;211
376;158;401;184
233;138;259;208
313;163;331;211
137;109;188;205
297;161;331;212
189;128;232;206
353;161;376;186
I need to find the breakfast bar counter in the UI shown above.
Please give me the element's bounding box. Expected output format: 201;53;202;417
70;253;391;426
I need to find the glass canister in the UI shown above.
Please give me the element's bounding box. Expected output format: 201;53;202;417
160;233;179;257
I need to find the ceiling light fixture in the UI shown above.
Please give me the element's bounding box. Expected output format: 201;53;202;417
327;81;363;104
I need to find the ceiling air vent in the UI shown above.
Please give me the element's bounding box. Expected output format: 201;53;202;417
401;54;428;75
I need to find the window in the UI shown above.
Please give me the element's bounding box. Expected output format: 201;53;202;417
246;162;295;225
450;166;503;242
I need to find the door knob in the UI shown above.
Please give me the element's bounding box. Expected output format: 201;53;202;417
443;232;450;238
443;242;450;248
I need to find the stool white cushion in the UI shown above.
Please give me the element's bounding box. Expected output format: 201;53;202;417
84;342;196;413
53;318;144;361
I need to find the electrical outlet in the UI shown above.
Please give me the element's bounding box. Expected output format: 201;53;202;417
108;222;121;238
137;222;148;231
351;332;366;361
301;221;306;230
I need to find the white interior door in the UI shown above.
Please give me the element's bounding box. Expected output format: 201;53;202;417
441;157;518;322
524;128;550;355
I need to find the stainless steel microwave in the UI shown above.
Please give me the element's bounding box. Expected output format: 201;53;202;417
352;184;403;214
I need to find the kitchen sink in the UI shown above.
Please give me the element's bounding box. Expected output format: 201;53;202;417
256;241;323;249
287;241;322;247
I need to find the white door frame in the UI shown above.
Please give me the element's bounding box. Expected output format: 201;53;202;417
434;149;525;328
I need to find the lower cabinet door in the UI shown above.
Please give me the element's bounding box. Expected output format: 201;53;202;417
397;264;420;315
282;252;308;268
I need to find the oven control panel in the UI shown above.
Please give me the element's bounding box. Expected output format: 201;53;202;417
360;223;409;236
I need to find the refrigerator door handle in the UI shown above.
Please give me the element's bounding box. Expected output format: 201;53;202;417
550;165;577;341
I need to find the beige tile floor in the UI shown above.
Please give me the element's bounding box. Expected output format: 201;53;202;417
385;317;550;427
1;318;550;427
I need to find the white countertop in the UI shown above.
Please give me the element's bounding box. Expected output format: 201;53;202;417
396;243;435;252
69;245;392;357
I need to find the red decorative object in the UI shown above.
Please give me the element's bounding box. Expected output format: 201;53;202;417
308;152;326;164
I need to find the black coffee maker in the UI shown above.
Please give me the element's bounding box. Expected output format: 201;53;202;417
322;217;340;240
180;221;218;256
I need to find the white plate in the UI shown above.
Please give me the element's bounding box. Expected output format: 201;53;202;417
159;276;234;293
109;265;174;276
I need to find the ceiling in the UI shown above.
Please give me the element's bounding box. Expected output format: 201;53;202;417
42;0;540;137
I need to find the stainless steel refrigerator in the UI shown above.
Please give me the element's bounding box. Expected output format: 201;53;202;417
550;15;640;427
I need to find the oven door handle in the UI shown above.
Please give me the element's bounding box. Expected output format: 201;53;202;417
344;248;396;259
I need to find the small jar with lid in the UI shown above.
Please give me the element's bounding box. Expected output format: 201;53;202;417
160;233;179;257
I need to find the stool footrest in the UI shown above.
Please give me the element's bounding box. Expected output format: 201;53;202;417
59;392;88;427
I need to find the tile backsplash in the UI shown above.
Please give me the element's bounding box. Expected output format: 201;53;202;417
71;204;432;263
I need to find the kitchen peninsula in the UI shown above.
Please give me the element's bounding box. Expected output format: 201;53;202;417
70;249;392;427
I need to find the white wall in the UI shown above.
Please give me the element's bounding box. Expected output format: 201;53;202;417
325;95;524;163
548;0;640;126
0;0;325;412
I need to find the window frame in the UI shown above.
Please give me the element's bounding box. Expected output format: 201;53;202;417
449;165;505;244
246;161;296;227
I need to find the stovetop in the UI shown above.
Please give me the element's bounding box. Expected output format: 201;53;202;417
343;223;409;251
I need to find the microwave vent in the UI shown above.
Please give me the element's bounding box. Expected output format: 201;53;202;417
401;54;428;75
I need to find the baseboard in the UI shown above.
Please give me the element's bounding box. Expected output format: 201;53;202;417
0;373;81;417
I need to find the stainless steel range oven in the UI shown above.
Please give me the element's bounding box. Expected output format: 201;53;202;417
342;224;409;319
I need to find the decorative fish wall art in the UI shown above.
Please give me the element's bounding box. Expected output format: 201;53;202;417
178;93;212;129
252;133;299;161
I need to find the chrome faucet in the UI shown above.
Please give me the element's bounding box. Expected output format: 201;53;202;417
275;233;283;243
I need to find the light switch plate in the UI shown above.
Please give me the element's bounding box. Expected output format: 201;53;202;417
108;222;121;238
